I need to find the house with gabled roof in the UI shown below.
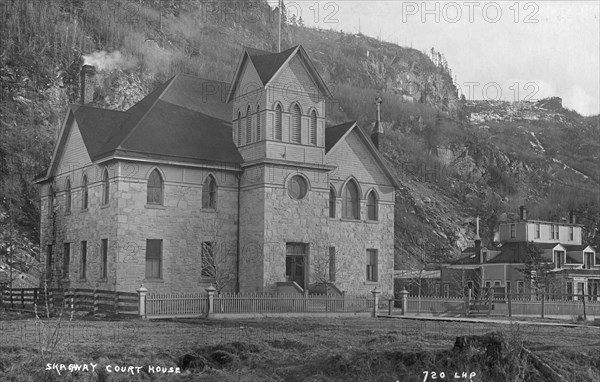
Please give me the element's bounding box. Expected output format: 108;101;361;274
441;207;599;300
35;45;399;296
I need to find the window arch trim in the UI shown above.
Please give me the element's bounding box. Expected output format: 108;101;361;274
308;108;318;146
202;173;218;210
273;102;283;141
341;177;361;220
366;188;379;221
246;105;252;144
81;173;89;210
101;168;110;205
146;167;165;205
65;178;72;213
290;102;302;144
328;184;337;218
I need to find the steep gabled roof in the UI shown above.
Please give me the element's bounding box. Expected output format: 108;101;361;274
325;121;401;189
38;74;243;182
227;45;332;103
248;45;297;85
325;121;355;152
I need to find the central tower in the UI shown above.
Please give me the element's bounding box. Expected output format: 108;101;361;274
227;45;334;293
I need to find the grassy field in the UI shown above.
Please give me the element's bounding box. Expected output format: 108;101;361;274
0;311;599;381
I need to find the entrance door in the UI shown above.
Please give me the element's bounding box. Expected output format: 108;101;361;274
286;243;307;289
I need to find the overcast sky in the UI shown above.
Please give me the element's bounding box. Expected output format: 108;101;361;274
275;1;600;116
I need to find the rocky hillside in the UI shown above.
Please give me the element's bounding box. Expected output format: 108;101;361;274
1;0;598;276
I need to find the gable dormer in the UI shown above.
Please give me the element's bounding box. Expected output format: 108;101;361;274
228;46;332;164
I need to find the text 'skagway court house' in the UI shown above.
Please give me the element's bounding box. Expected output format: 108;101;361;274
36;45;399;295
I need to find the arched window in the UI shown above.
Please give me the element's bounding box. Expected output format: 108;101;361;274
256;105;261;141
102;169;109;205
342;179;360;219
246;105;252;144
329;186;336;218
147;169;163;205
202;175;217;209
275;104;282;140
236;111;242;146
48;186;54;217
291;104;301;143
310;110;317;145
81;174;88;209
367;190;378;221
65;179;71;213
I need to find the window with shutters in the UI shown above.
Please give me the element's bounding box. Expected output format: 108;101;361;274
147;169;163;205
275;104;282;140
291;103;301;143
310;109;317;145
246;105;252;144
145;239;162;279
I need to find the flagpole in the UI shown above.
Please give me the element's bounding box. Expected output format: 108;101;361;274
278;0;282;52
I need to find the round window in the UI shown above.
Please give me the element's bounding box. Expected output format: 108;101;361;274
287;175;308;200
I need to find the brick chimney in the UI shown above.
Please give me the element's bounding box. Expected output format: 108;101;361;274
80;65;96;105
371;97;383;149
519;206;527;221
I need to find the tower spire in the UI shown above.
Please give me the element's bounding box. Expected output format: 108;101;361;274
371;97;383;149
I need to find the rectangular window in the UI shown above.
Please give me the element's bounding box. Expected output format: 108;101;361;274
434;283;441;296
517;280;524;294
535;223;540;239
510;224;516;238
366;249;378;282
63;243;70;279
485;280;491;288
201;242;214;279
80;241;87;279
46;244;53;279
101;239;108;279
584;252;594;269
569;226;574;241
494;280;501;287
443;284;449;298
554;251;563;269
145;239;162;279
506;281;511;294
328;246;336;282
566;281;573;300
551;224;559;240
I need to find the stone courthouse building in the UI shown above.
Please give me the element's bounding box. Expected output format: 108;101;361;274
36;45;399;295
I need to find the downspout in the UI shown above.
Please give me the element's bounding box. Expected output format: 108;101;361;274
235;173;241;293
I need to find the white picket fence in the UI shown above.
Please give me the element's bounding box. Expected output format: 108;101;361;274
143;292;374;319
214;293;373;314
145;293;208;319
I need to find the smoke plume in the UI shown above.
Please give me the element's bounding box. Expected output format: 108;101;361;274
82;50;137;71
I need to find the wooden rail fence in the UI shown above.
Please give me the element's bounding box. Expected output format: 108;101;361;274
0;288;138;317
